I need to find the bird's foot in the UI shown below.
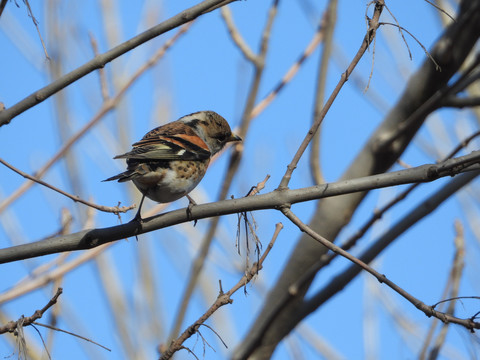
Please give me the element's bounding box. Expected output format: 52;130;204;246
186;195;198;226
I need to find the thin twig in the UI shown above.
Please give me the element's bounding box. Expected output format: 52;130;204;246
383;3;412;60
160;223;282;360
432;296;480;309
220;6;258;64
380;22;440;70
278;0;384;189
282;208;480;331
424;0;455;22
0;288;63;334
32;322;111;351
24;0;50;60
198;323;228;349
0;157;135;215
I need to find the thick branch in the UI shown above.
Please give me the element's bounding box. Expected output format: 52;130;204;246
1;152;478;264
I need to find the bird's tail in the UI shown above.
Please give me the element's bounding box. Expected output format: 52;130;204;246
102;171;135;183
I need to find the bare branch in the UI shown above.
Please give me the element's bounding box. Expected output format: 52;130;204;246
0;288;62;334
1;151;479;264
160;223;282;359
32;322;111;352
221;6;258;64
0;157;135;215
0;0;237;127
278;0;385;189
282;207;479;331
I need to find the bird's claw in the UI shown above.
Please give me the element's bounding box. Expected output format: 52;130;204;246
186;195;198;226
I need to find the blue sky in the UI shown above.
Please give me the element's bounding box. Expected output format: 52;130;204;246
0;1;479;359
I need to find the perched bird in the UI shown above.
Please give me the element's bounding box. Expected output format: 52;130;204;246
104;111;241;220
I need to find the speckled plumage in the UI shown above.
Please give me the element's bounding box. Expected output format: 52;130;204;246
104;111;241;219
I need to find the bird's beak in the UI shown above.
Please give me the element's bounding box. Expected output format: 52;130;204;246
228;133;242;142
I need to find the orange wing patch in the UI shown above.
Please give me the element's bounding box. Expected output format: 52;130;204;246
171;134;210;152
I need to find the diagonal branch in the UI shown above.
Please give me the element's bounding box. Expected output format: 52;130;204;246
0;288;63;334
278;0;384;189
298;170;479;328
0;157;135;215
0;0;237;127
160;223;282;360
281;207;479;331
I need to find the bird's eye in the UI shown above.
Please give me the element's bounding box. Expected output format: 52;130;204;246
214;133;227;142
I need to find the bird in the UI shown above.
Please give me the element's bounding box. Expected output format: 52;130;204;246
104;110;242;221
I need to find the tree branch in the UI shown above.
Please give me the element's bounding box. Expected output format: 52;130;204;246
278;0;384;189
282;207;479;331
159;223;282;359
0;157;135;215
0;288;62;334
298;170;479;329
1;151;479;264
0;0;237;127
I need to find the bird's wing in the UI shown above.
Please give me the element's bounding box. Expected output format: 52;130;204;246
114;135;211;161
